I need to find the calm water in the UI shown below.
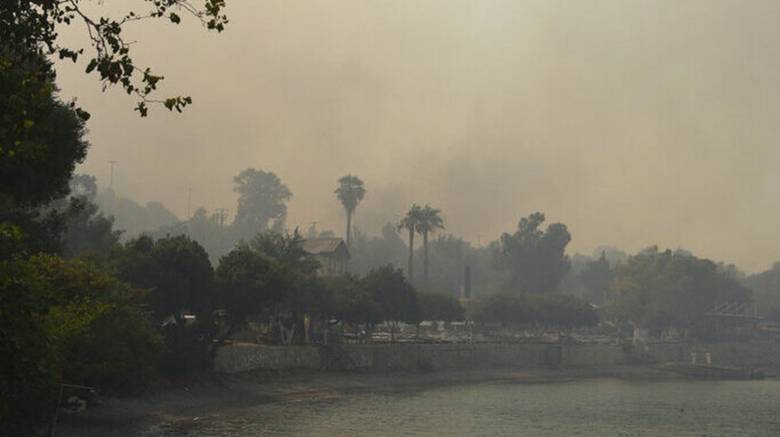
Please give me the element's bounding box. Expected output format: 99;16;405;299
148;378;780;436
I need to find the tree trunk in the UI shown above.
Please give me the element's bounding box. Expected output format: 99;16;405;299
278;320;297;345
304;314;310;344
423;230;429;287
390;322;397;343
345;210;352;247
408;228;415;282
345;210;352;273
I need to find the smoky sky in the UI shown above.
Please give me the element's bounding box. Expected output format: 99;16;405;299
56;0;780;272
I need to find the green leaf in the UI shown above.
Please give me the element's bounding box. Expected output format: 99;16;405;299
85;59;98;74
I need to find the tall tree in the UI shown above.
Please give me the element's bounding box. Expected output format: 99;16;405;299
416;204;445;287
362;265;418;341
1;51;89;206
495;212;572;293
112;235;214;324
399;204;423;282
334;174;366;248
215;244;296;341
232;169;292;236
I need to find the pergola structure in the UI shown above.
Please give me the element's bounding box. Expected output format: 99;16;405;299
703;301;762;338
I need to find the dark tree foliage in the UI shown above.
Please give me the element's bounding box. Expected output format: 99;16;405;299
578;251;612;305
746;261;780;317
334;174;366;247
495;212;572;294
527;294;599;330
218;236;330;345
111;235;215;374
417;292;465;322
0;0;227;116
0;253;162;435
328;274;382;328
113;235;214;323
0;195;67;255
232;169;292;235
607;247;751;334
35;255;163;393
60;196;122;258
246;232;329;344
0;51;89;206
0;182;120;260
470;292;598;329
362;265;418;326
250;230;319;275
471;292;530;327
0;255;57;436
215;244;290;333
66;303;163;394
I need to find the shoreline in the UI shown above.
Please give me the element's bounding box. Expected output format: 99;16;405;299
56;365;676;436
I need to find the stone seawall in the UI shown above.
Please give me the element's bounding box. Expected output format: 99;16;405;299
214;341;780;374
341;343;557;371
214;344;321;373
215;342;630;373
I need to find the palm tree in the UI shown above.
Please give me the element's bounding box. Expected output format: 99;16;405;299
399;204;423;282
334;175;366;247
417;204;445;287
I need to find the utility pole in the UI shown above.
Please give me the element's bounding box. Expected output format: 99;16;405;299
108;160;118;189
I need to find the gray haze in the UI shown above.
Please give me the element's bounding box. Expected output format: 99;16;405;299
56;0;780;272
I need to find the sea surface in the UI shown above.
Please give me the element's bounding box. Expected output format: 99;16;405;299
146;378;780;436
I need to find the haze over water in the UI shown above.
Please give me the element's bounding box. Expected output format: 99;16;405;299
146;378;780;436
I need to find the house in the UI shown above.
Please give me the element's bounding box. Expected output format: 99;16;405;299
302;237;350;276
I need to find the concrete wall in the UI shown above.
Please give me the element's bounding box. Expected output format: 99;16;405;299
214;341;780;374
562;343;629;367
339;343;556;371
214;344;320;373
216;342;585;374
